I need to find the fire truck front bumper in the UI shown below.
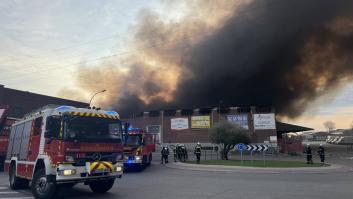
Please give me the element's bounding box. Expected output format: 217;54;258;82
123;155;143;167
55;162;123;184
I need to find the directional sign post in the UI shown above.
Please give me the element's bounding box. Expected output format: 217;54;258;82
246;144;269;166
235;143;246;165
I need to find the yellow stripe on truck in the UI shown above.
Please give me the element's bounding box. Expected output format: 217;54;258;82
89;161;113;173
69;112;120;120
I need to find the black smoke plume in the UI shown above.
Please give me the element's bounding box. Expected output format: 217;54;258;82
62;0;353;118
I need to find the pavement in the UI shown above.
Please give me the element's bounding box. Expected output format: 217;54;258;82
0;160;353;199
0;184;33;199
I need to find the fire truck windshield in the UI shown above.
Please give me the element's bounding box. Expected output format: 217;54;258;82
125;134;142;146
64;116;122;142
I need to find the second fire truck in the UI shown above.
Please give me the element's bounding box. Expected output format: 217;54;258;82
123;128;156;170
4;105;124;199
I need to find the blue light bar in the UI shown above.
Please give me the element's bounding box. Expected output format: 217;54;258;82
106;111;119;116
55;106;75;112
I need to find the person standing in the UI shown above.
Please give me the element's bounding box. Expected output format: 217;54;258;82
194;142;202;164
317;144;325;165
304;144;313;164
161;145;169;164
180;144;187;162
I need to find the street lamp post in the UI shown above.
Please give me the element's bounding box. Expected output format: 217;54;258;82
89;89;106;107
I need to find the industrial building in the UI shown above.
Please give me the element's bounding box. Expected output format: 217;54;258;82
127;106;281;144
0;85;88;118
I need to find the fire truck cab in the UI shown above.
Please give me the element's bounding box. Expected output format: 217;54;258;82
123;128;156;170
4;105;124;199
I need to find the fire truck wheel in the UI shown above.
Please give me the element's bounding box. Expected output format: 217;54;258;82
9;164;29;190
31;168;56;199
89;179;115;193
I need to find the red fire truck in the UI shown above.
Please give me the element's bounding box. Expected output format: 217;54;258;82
4;105;124;199
123;128;156;170
0;106;19;171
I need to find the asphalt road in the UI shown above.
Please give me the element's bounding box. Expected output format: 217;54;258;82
0;160;352;199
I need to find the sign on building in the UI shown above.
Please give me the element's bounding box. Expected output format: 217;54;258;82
171;118;189;130
253;114;276;130
227;114;249;129
191;116;211;129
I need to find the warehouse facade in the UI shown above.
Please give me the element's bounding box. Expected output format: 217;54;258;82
127;106;277;145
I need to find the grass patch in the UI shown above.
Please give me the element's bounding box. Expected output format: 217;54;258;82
186;160;326;168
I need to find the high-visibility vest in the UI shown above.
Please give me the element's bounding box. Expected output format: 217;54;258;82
195;146;201;154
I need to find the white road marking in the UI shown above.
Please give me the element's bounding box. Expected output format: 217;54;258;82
0;191;19;194
0;186;34;199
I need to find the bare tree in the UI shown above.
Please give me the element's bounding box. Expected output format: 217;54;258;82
323;121;336;132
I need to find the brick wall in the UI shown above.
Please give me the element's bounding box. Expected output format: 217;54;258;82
127;106;277;144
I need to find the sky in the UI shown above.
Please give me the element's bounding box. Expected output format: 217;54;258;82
0;0;353;131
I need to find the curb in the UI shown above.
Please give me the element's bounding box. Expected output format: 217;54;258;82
164;162;353;174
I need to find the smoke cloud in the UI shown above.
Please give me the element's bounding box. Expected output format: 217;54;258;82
61;0;353;118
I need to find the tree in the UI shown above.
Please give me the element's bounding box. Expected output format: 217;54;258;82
209;122;250;160
323;121;336;132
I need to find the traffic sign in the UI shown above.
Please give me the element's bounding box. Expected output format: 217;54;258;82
235;143;246;151
246;144;268;151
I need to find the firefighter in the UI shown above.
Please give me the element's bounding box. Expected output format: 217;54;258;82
180;144;188;162
304;144;313;164
173;144;179;162
176;144;184;161
194;142;202;164
161;145;169;164
317;144;325;165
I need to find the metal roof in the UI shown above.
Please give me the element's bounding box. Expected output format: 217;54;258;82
276;121;314;133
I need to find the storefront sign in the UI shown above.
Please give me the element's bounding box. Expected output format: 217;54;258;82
191;116;210;129
171;118;189;130
253;114;276;130
227;114;249;129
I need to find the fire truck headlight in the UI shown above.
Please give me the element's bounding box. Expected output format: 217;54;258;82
65;155;75;162
115;166;122;172
135;156;141;161
60;169;76;176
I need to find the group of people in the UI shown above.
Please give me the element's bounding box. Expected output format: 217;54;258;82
161;142;203;164
304;144;325;165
